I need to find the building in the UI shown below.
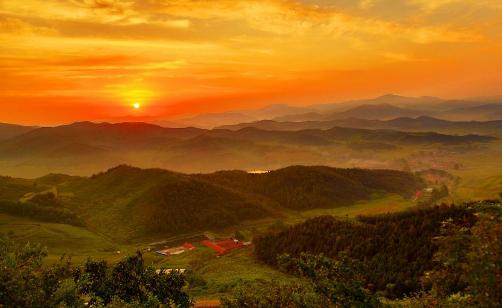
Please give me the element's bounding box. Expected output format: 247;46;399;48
201;238;248;255
155;242;196;256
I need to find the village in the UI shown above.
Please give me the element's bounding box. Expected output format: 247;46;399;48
153;237;252;258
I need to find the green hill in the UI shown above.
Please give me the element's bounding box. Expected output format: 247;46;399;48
62;165;271;241
198;166;423;210
1;165;423;242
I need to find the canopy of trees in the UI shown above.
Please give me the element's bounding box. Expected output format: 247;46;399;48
0;234;191;307
254;204;477;298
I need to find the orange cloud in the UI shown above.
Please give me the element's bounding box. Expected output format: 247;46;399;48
0;0;501;124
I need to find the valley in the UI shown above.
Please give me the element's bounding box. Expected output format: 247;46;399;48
1;95;501;305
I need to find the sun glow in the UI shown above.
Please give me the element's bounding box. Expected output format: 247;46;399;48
132;102;141;109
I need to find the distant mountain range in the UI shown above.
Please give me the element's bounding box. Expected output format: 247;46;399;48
160;104;314;128
0;123;37;141
161;94;502;128
0;120;496;177
218;116;502;135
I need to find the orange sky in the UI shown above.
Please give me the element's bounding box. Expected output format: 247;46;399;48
1;0;502;125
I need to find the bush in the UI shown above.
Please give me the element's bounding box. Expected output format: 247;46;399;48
0;234;192;307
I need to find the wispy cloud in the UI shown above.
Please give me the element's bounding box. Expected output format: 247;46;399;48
0;0;501;124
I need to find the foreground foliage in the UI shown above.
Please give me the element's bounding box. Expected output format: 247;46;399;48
0;234;191;307
222;253;380;307
255;204;476;297
248;201;501;307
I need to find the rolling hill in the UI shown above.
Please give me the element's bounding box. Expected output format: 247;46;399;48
0;122;204;159
210;126;496;146
61;165;271;241
197;166;423;210
275;95;502;122
159;104;315;128
0;123;37;141
326;103;431;120
217;116;502;135
0;121;496;178
1;165;424;242
439;104;502;121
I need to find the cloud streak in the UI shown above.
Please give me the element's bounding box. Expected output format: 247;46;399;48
0;0;501;124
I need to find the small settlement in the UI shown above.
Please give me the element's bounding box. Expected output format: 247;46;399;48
202;239;251;256
154;238;250;258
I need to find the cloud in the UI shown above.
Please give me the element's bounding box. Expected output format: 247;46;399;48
1;0;501;119
0;16;57;35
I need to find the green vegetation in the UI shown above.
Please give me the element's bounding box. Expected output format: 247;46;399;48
0;159;500;305
62;165;271;241
54;165;422;241
0;213;116;257
198;166;422;210
254;204;477;298
0;176;47;202
222;201;501;307
0;200;82;226
0;234;190;307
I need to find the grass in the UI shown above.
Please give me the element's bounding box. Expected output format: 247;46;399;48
0;192;416;300
0;213;117;258
139;194;415;300
145;244;291;299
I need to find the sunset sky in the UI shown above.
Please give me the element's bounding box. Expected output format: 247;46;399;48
1;0;502;125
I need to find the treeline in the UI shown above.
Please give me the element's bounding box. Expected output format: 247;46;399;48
199;166;423;210
254;204;476;298
0;200;83;226
0;234;190;307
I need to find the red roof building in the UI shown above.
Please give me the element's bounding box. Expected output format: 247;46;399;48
202;239;244;255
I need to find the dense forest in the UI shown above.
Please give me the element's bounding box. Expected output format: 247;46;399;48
254;203;479;298
223;200;501;307
198;166;423;210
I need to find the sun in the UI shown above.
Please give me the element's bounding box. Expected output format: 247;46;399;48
132;102;141;109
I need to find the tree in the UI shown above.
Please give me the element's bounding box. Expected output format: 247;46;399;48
419;202;501;307
221;280;325;308
279;253;381;307
0;233;83;307
0;234;192;307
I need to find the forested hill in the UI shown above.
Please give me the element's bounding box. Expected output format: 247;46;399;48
61;165;270;240
0;165;424;241
197;166;423;210
254;204;476;298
